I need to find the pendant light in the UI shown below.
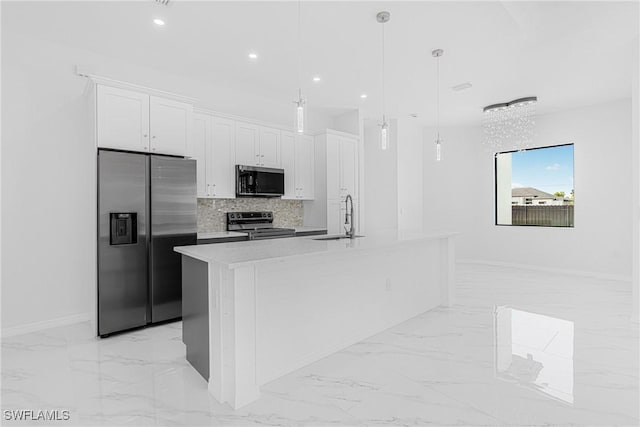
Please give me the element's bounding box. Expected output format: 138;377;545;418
432;48;444;161
377;11;390;150
294;0;305;134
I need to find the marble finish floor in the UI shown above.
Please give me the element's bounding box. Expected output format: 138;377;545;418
2;264;638;426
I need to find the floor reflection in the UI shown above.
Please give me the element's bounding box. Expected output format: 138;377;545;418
495;306;574;404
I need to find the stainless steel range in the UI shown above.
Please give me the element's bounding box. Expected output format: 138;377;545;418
227;211;296;240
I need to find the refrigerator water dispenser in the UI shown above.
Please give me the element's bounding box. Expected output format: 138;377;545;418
110;212;137;245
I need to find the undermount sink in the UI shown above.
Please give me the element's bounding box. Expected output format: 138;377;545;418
313;235;365;241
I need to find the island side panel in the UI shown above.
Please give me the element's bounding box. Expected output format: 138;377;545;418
219;264;260;409
181;255;209;380
254;238;442;386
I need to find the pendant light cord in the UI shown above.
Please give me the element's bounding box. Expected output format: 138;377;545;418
297;0;302;97
436;54;440;140
382;21;386;122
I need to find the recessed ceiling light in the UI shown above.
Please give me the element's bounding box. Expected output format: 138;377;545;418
248;53;258;60
360;94;368;99
312;76;321;82
153;18;165;26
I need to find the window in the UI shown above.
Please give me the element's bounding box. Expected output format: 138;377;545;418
495;144;574;227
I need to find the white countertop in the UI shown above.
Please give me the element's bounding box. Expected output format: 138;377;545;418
176;230;457;269
197;231;248;240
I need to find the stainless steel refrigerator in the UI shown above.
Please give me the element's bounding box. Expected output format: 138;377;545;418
97;150;197;337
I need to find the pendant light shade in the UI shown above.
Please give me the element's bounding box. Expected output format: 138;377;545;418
295;89;305;134
380;120;389;150
377;11;390;150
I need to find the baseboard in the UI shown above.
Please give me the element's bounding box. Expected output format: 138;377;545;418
458;258;631;283
2;312;94;338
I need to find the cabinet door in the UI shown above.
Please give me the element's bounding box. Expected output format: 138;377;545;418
339;137;358;200
210;117;236;198
280;131;297;199
326;135;341;201
235;122;259;166
295;135;315;200
259;126;281;168
149;96;192;156
327;200;347;235
192;113;211;198
97;85;149;152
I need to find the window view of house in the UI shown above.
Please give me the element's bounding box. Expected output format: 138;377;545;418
495;144;574;227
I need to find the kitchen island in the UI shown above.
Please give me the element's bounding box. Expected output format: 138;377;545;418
175;231;456;409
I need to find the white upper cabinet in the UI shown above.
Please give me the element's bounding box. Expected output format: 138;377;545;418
324;133;358;202
281;132;315;200
235;122;281;168
209;116;235;198
149;96;192;156
326;136;341;201
339;137;357;200
97;85;149;152
295;135;315;200
258;126;281;168
235;122;260;166
281;131;297;199
193;113;236;199
192;113;210;198
96;85;192;156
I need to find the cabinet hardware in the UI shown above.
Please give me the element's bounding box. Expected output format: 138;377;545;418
143;134;148;138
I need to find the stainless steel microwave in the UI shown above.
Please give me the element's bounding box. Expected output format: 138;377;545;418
236;165;285;198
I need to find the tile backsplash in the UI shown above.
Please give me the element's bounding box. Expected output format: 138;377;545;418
197;198;303;232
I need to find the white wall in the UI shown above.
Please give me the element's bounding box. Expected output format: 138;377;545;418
332;110;361;136
396;118;423;231
422;124;485;253
495;153;512;225
632;35;639;321
425;99;633;279
363;120;397;232
1;30;333;333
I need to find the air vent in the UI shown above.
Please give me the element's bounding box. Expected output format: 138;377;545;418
452;82;473;92
154;0;170;6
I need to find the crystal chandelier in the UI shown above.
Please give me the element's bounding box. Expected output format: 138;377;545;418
482;96;537;152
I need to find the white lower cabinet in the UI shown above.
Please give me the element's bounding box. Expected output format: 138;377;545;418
282;131;315;200
192;113;235;199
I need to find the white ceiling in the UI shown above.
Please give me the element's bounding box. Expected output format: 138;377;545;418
4;1;639;126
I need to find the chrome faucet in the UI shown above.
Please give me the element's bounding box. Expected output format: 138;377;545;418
344;194;355;238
